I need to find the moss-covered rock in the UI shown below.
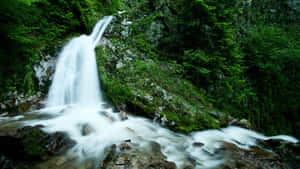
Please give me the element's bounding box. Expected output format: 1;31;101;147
0;126;75;161
20;127;48;158
96;8;231;133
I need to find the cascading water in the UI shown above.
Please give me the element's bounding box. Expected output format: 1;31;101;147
22;16;298;169
46;16;113;107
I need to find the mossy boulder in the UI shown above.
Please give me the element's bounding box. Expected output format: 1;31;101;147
0;126;75;161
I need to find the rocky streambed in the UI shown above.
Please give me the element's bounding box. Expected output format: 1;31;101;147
0;107;299;169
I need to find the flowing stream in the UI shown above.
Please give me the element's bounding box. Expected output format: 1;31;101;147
4;16;298;169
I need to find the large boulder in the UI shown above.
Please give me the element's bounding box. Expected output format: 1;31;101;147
0;125;75;161
258;139;300;168
218;140;300;169
99;141;177;169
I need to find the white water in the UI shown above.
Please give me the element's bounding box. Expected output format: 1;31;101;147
24;16;298;169
46;16;113;107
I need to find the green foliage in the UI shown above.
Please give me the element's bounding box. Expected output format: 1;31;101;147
147;0;251;111
132;34;159;58
96;38;220;133
0;0;122;97
117;0;300;137
242;24;300;137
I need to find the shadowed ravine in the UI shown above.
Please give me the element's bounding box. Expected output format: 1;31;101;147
1;16;299;169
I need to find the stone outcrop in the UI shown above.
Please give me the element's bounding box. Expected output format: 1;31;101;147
99;141;177;169
219;140;300;169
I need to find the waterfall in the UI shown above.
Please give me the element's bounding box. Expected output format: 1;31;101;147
22;16;298;169
46;16;113;107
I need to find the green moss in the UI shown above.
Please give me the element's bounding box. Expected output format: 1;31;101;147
162;110;220;133
22;129;48;158
96;36;221;133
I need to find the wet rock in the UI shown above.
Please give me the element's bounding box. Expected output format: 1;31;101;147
100;144;117;169
81;124;95;136
0;125;75;161
115;104;126;112
161;115;168;125
182;161;195;169
259;138;299;149
258;139;300;168
119;111;128;120
0;91;44;116
150;141;161;152
102;104;113;109
17;102;33;113
239;119;251;129
119;142;131;151
182;165;194;169
229;118;252;129
115;155;129;165
181;156;196;169
192;142;204;147
148;160;177;169
218;141;300;169
55;156;67;166
99;141;177;169
101;111;115;121
76;160;94;169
